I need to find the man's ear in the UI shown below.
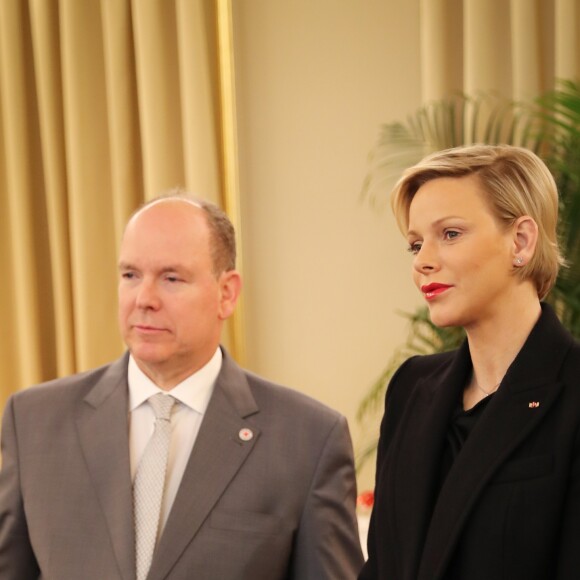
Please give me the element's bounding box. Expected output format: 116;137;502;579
218;270;242;320
512;215;538;266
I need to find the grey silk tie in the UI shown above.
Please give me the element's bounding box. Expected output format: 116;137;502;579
134;393;176;580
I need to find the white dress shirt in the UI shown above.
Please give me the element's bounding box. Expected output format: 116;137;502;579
128;348;222;530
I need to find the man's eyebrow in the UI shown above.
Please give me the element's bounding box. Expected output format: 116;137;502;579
118;262;191;275
158;265;191;275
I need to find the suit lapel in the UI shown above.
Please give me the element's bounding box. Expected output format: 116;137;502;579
76;354;136;580
149;351;260;580
418;305;573;579
390;343;471;579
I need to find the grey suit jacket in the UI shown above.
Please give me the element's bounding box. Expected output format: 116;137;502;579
0;349;363;579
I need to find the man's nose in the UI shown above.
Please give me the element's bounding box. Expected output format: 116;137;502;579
136;280;161;309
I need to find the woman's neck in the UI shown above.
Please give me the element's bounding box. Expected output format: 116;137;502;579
463;290;541;409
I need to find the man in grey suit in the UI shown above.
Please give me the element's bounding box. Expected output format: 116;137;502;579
0;194;363;579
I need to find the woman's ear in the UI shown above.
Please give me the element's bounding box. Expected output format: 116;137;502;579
512;215;538;267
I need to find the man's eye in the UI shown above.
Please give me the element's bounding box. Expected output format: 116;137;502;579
121;272;135;279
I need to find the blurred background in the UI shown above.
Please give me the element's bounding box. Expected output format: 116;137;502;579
1;0;579;492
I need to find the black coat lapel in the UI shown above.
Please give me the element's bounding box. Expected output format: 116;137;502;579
389;342;472;579
418;305;573;579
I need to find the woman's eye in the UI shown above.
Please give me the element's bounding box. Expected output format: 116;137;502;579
407;242;422;255
444;230;460;240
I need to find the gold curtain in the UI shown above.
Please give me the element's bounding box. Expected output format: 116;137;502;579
0;0;242;408
420;0;580;103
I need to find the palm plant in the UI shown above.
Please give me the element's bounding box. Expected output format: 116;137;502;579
538;82;580;336
357;81;580;471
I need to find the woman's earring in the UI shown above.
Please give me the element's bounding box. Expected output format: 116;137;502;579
514;256;524;266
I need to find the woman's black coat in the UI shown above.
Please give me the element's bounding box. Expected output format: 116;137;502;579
359;304;580;580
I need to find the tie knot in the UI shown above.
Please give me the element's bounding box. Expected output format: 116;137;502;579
148;393;175;421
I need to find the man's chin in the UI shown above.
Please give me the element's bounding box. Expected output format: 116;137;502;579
129;348;170;367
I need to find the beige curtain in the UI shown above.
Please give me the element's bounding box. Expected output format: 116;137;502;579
421;0;580;103
0;0;242;407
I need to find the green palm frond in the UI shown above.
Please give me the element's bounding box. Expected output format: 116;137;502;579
539;80;580;336
355;308;465;472
356;308;464;424
361;92;543;210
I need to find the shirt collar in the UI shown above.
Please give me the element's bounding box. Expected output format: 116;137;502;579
128;347;222;414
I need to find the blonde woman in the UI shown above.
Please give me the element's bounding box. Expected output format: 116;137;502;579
360;145;580;580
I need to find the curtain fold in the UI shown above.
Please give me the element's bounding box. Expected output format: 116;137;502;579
0;0;238;406
100;0;143;250
60;0;119;371
556;0;580;80
133;0;185;198
420;0;464;103
177;0;222;204
421;0;580;103
511;0;543;100
29;0;75;378
0;0;46;391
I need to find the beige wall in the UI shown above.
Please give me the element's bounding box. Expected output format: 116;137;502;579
232;1;424;491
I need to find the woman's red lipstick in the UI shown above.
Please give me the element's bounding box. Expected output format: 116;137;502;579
421;283;452;300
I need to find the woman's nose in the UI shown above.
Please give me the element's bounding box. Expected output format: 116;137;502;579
413;244;438;274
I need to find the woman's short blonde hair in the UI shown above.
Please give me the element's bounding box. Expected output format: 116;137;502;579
391;144;564;299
